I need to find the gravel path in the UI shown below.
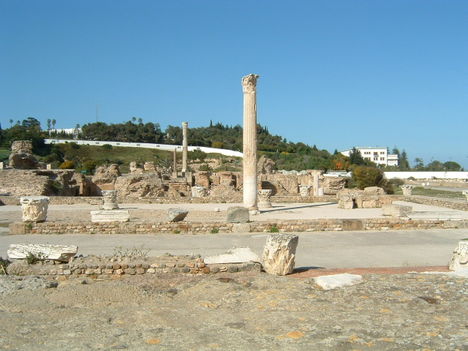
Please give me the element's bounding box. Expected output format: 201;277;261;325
0;272;466;350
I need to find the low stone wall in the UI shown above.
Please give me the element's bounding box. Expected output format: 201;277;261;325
10;217;468;235
6;254;262;277
404;196;468;211
0;195;338;206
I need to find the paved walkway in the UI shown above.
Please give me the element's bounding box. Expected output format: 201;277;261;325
1;229;465;269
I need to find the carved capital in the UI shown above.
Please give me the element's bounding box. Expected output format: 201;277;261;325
242;74;259;93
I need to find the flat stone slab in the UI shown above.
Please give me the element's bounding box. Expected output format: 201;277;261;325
7;244;78;262
314;273;363;290
90;210;130;223
167;208;188;222
226;206;249;223
204;247;260;264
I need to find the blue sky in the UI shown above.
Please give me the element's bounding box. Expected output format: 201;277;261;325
1;0;467;167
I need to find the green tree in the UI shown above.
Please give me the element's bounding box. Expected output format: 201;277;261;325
349;148;366;165
414;158;424;170
399;150;410;170
352;166;387;189
443;161;462;171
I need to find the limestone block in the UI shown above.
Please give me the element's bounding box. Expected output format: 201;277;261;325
226;206;250;223
7;244;78;262
167;208;188;222
363;186;385;195
20;196;49;222
191;186;207;198
314;273;363;290
262;234;298;276
449;241;468;271
90;210;130;222
382;204;412;217
205;247;259;264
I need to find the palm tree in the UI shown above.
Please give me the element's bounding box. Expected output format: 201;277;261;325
9;119;13;127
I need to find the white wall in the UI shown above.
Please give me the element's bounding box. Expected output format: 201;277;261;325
44;139;243;158
384;171;468;180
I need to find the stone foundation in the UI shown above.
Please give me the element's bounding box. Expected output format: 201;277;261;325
9;217;468;235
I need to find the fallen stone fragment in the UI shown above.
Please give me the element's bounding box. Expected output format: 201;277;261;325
20;196;49;222
7;244;78;262
167;208;189;222
204;248;260;264
226;206;249;223
262;234;298;276
90;210;130;223
314;273;363;290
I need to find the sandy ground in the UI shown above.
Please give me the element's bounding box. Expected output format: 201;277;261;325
0;271;467;351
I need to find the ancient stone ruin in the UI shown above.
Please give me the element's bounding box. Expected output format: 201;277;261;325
9;140;39;169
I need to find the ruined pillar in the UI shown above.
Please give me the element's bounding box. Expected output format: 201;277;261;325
242;74;259;211
172;148;177;177
182;122;188;174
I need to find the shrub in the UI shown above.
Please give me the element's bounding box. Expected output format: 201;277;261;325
82;160;97;174
210;228;219;234
352;166;386;190
102;144;113;150
0;257;10;274
59;160;75;169
26;252;42;265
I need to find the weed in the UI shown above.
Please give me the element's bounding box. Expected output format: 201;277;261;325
173;230;181;234
0;257;10;274
26;252;43;265
210;227;219;234
269;225;280;233
25;223;33;231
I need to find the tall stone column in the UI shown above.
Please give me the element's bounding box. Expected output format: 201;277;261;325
182;122;188;174
172;148;177;177
242;74;259;211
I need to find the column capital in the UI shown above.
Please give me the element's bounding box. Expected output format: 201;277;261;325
242;74;259;93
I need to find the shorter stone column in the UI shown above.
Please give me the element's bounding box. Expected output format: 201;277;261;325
101;190;119;210
401;185;414;196
262;234;299;275
462;190;468;202
299;185;311;197
20;196;49;222
449;241;468;272
191;186;207;198
258;189;272;208
46;163;52;170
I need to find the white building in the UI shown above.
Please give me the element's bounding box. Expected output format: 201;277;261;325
341;147;399;167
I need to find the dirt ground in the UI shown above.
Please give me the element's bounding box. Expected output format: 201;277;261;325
0;271;466;351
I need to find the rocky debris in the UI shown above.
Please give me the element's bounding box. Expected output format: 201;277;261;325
208;184;241;201
167;208;188;222
8;140;39;169
449;240;468;272
204;248;260;264
129;161;144;174
91;164;121;190
314;273;363;290
191;186;207;198
0;275;57;295
143;162;156;172
382;204;412;217
20;196;49;222
7;244;78;262
90;210;130;223
114;173;166;199
226;206;249;223
257;155;276;174
262;234;298;276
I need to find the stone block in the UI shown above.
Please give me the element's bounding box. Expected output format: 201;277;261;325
205;247;260;264
382;204;412;218
7;244;78;262
314;273;363;290
167;208;189;222
226;206;249;223
262;234;299;276
90;210;130;223
232;223;251;233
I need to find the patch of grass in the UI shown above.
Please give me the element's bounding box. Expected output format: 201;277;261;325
0;148;10;162
26;252;43;265
269;225;280;233
173;229;181;234
398;187;466;199
210;227;219;234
